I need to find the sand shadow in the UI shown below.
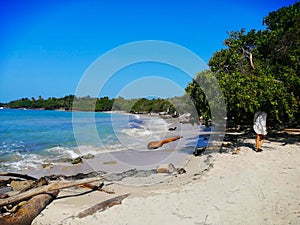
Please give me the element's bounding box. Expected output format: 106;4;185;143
224;127;300;152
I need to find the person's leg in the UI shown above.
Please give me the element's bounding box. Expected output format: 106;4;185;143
259;135;265;149
255;133;260;151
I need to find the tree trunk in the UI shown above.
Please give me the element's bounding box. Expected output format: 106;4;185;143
0;190;59;225
147;136;182;149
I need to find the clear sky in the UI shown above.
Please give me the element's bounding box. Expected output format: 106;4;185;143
0;0;297;103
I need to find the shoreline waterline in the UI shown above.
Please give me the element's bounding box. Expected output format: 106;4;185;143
0;109;209;175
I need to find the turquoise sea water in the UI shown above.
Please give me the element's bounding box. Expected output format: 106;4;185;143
0;109;167;171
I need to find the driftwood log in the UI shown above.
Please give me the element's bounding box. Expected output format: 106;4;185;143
0;176;104;208
147;136;182;149
77;193;130;218
0;190;59;225
81;183;115;194
0;172;37;181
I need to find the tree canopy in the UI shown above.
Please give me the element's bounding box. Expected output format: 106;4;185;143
186;2;300;126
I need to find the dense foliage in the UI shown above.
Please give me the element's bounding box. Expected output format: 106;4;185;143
5;95;75;110
186;2;300;125
2;95;179;114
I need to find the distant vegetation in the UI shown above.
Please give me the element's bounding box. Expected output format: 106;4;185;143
2;95;186;114
3;95;75;111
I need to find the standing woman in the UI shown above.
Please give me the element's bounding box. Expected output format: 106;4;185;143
253;110;267;152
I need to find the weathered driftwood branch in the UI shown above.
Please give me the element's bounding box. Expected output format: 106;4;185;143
0;190;59;225
147;136;182;149
0;172;37;181
0;176;104;207
81;183;115;194
77;193;130;218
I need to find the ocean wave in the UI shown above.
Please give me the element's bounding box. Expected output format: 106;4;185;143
0;152;46;171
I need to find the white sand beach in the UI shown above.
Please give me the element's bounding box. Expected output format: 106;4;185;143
32;129;300;225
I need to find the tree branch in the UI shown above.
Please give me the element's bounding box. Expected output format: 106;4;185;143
242;48;255;69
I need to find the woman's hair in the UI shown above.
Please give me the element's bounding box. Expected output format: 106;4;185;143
259;102;268;113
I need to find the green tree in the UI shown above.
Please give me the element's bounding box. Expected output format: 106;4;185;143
187;2;299;125
96;97;113;111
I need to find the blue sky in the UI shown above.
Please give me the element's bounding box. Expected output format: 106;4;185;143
0;0;297;102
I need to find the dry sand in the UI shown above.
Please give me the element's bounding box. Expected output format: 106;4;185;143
32;129;300;225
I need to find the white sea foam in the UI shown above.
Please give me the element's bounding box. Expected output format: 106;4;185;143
121;128;152;138
1;153;46;171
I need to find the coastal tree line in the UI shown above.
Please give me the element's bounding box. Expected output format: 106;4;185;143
1;95;180;114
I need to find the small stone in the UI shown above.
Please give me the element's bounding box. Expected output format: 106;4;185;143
232;148;241;155
177;168;186;174
42;163;53;169
81;154;95;159
156;163;176;173
10;180;35;191
71;157;83;164
103;161;117;165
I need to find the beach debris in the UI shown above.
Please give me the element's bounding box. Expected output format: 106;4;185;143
156;163;176;173
168;126;177;131
53;154;95;165
71;154;95;164
0;190;59;225
222;142;234;147
41;162;53;169
105;169;156;182
18;177;48;193
147;136;182;149
71;157;83;164
10;180;35;192
76;193;130;218
81;153;95;159
193;147;206;156
81;183;115;194
103;160;118;165
45;171;106;181
176;168;186;174
0;176;105;208
0;172;37;181
0;165;182;223
232;148;241;155
0;171;116;224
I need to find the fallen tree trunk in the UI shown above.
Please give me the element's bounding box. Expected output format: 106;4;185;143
147;136;182;149
77;193;130;218
0;172;37;181
0;176;104;207
0;190;59;225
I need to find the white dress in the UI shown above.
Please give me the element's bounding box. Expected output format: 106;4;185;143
253;111;267;135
